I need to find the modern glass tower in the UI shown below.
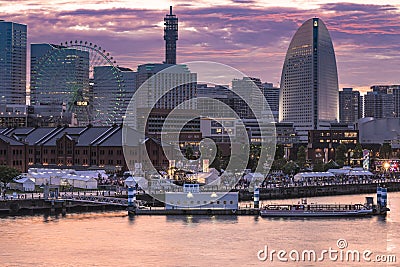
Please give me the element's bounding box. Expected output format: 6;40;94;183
279;18;338;131
30;43;90;125
30;43;89;106
93;66;136;125
0;20;27;104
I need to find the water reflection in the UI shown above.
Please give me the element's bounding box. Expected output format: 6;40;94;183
165;214;239;224
43;213;60;223
0;193;398;266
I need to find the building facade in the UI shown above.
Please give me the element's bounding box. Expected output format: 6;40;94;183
135;63;196;111
30;43;90;125
308;129;359;163
364;91;394;119
364;85;400;119
279;18;339;132
197;84;250;119
0;21;27;105
0;125;175;172
262;83;279;122
92;66;136;125
339;88;362;123
232;77;264;119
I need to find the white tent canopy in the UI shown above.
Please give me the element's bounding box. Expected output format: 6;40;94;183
124;176;148;189
60;174;98;189
75;170;108;179
9;177;35;192
27;168;99;189
327;168;374;176
244;172;264;182
187;168;221;186
294;172;335;182
348;170;374;176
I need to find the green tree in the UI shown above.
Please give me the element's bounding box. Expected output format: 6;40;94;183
209;145;223;171
335;144;347;167
274;144;284;160
283;161;299;175
379;143;392;159
353;143;363;159
296;146;307;168
0;165;21;185
271;158;287;171
185;145;195;160
313;160;324;172
247;144;262;172
324;159;340;171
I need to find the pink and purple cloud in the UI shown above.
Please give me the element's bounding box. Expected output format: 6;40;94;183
1;1;400;92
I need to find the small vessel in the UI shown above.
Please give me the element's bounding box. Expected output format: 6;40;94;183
260;186;390;218
260;201;373;217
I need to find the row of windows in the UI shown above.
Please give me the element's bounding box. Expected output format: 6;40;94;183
169;200;234;205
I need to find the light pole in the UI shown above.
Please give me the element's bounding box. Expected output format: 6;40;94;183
383;162;390;180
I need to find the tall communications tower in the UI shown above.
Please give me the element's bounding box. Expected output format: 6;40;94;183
164;6;178;64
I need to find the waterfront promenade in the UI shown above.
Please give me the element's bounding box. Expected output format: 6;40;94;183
1;175;400;216
2;176;400;201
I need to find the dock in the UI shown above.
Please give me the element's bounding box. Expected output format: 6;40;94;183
132;208;260;216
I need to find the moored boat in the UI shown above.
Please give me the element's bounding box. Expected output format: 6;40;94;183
260;202;373;217
260;186;390;218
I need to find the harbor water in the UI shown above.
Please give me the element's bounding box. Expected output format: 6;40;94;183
1;192;399;266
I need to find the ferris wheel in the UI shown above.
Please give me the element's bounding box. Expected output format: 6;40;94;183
32;40;126;126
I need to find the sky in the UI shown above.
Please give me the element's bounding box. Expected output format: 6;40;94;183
1;0;400;93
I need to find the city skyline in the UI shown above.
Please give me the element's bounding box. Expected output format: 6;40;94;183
1;1;400;93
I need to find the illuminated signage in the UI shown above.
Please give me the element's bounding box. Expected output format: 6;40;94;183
74;101;89;106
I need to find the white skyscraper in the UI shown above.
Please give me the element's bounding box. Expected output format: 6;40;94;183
279;18;339;133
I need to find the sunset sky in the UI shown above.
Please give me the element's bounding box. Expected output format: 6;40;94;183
1;0;400;93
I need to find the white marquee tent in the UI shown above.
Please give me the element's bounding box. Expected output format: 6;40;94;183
294;172;335;182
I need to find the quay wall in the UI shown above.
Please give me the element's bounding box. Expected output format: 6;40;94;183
238;182;400;201
0;199;125;216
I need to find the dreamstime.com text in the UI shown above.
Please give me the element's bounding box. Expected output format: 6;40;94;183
257;239;396;263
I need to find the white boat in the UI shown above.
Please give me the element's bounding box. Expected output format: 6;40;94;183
260;202;373;217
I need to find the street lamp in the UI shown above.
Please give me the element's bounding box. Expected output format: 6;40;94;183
383;162;390;171
383;162;390;179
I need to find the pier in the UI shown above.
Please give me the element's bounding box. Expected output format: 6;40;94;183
238;181;400;201
1;180;399;216
133;208;259;216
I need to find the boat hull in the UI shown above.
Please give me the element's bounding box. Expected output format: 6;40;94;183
260;209;373;217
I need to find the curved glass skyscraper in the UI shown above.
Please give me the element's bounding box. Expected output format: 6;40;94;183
279;18;338;131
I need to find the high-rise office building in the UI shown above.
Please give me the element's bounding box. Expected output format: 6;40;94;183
368;85;400;118
164;6;178;64
30;43;90;124
135;63;196;110
0;20;27;105
232;77;264;119
131;63;197;135
30;43;89;106
339;88;362;123
92;66;136;125
279;18;339;131
197;84;249;119
364;86;398;119
262;82;279;122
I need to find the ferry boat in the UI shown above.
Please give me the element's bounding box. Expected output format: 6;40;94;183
260;186;390;218
259;202;373;217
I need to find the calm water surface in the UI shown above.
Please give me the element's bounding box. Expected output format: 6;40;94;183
1;193;399;266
